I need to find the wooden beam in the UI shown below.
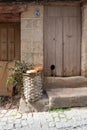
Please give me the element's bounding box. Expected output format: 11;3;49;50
43;1;81;6
0;3;27;13
0;1;83;14
0;13;20;22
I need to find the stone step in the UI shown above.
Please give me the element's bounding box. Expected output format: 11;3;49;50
44;76;87;88
19;93;49;113
47;87;87;109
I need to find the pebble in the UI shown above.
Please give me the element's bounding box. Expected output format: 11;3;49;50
0;108;87;130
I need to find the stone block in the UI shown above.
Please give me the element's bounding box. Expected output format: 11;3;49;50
21;29;33;41
81;3;87;76
32;29;43;42
33;41;43;53
19;94;49;113
33;53;43;65
33;19;43;29
45;76;87;88
21;5;43;66
21;40;33;53
21;52;33;63
21;5;43;18
47;87;87;109
21;19;33;29
19;97;30;113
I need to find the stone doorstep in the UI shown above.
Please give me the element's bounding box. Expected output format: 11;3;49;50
44;76;87;88
46;87;87;109
19;86;87;113
19;93;49;113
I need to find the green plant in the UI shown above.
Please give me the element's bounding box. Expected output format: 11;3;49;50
6;61;34;95
6;77;16;87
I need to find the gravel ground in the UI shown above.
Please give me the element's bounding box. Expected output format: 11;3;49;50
0;107;87;130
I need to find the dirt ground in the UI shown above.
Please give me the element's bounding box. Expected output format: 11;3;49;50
0;94;21;110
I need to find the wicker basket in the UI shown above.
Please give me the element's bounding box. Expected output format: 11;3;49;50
23;70;43;103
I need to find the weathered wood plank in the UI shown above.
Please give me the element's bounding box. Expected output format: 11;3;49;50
47;17;56;76
0;61;15;96
15;23;20;60
63;16;81;76
55;17;63;76
8;28;15;61
0;28;7;61
44;17;49;76
62;6;81;16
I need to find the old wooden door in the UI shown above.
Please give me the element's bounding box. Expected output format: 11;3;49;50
63;7;81;76
0;23;20;61
44;6;81;77
0;23;20;96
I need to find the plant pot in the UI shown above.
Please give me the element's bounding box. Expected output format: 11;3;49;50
23;70;43;103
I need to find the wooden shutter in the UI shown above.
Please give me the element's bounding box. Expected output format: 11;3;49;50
0;28;7;61
8;27;15;61
0;23;20;61
14;23;20;60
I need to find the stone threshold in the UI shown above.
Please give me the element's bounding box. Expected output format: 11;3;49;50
44;76;87;88
47;87;87;109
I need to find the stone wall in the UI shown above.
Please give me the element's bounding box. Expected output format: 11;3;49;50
81;3;87;76
21;4;87;77
21;5;43;66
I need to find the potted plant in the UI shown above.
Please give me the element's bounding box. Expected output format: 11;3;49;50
7;61;43;103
